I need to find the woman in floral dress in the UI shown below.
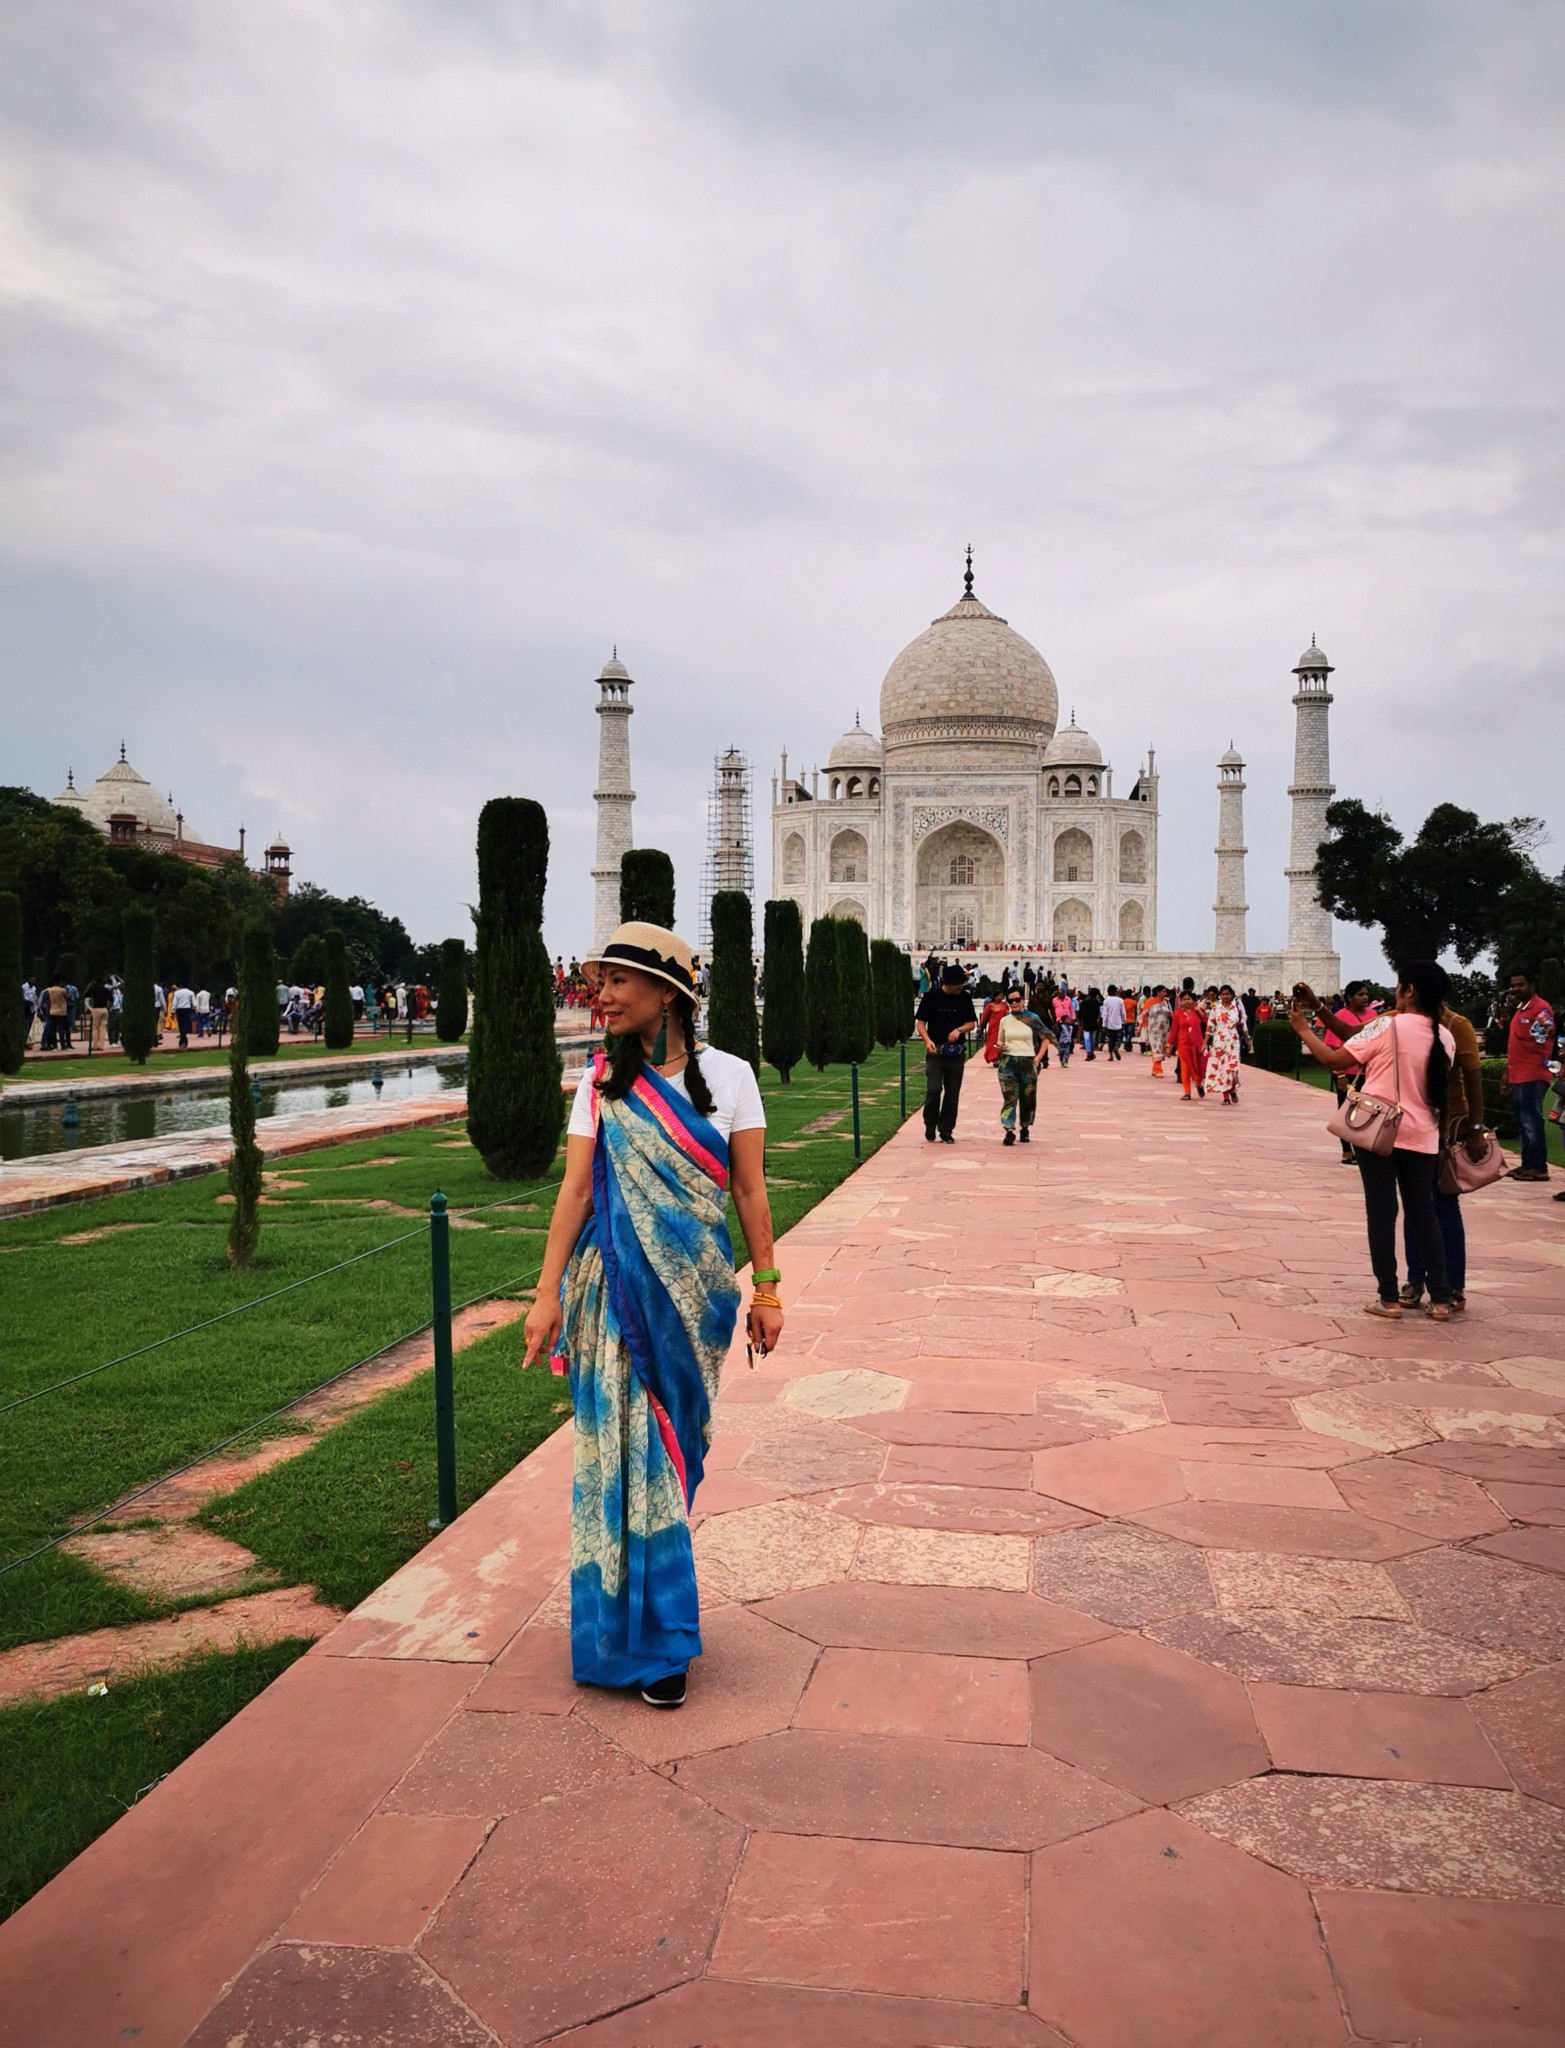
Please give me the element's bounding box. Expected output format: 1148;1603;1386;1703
1205;984;1252;1105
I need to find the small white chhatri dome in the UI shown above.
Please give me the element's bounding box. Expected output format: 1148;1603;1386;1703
598;652;631;682
53;768;87;811
826;716;882;772
1041;712;1103;769
1294;637;1332;674
878;549;1059;764
1219;743;1244;767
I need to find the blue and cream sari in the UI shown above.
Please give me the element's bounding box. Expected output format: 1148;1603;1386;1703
551;1053;741;1688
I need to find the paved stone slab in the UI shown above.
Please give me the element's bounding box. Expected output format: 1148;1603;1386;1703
778;1367;911;1417
281;1812;492;1946
1030;1437;1188;1514
1389;1545;1565;1660
550;1977;1069;2045
384;1708;635;1818
463;1625;577;1715
1474;1526;1565;1574
795;1646;1030;1745
754;1580;1112;1658
1332;1452;1511;1539
711;1832;1025;2004
1030;1633;1268;1803
850;1408;1089;1449
1180;1775;1565;1902
1486;1480;1565;1525
1181;1460;1347;1509
824;1479;1092;1537
421;1773;742;2043
1149;1607;1531;1694
1317;1889;1565;2048
186;1944;496;2047
880;1442;1035;1488
1031;1521;1213;1626
1249;1681;1512;1788
1028;1811;1345;2048
1204;1550;1409;1619
1473;1665;1565;1808
693;1497;860;1601
678;1725;1141;1850
1132;1497;1435;1560
852;1523;1033;1590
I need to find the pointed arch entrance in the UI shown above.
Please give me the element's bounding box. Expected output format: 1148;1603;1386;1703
915;820;1005;949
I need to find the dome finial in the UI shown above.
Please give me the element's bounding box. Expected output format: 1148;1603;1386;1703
66;767;75;790
963;543;974;599
119;740;127;763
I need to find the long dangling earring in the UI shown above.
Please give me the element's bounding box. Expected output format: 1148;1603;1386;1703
652;1001;670;1067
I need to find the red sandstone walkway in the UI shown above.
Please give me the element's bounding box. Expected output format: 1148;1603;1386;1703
2;1060;1563;2046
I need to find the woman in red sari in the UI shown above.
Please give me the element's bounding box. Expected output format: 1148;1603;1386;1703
1169;991;1207;1101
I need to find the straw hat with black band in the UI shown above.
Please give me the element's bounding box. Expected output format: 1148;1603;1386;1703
582;922;697;998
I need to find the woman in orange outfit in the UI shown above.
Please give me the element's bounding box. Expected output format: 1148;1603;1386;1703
1169;991;1207;1101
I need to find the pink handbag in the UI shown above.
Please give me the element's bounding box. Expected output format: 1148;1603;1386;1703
1326;1018;1404;1157
1438;1117;1506;1196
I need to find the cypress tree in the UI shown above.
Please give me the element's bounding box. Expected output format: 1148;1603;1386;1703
0;892;24;1074
290;933;328;988
761;898;805;1082
871;938;912;1050
834;918;875;1064
240;919;280;1057
436;937;469;1042
707;890;760;1073
322;929;354;1049
227;994;264;1268
468;797;564;1179
119;902;159;1066
804;915;840;1071
619;848;676;927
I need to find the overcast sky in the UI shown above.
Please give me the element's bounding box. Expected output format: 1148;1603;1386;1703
3;1;1561;973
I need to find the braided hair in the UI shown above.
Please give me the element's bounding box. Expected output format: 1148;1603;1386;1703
597;988;716;1117
1398;959;1451;1123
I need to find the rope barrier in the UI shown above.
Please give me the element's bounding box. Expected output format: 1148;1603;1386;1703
0;1257;546;1580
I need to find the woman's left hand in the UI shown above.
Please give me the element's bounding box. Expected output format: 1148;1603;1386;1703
747;1301;784;1356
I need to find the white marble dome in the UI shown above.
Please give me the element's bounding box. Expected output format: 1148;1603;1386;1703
826;719;882;771
1041;714;1103;768
1294;638;1332;672
80;755;181;837
878;590;1059;763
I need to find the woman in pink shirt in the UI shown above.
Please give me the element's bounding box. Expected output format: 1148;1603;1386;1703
1288;960;1455;1321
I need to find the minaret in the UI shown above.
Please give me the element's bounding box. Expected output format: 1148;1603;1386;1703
1213;744;1248;955
1285;638;1335;959
700;747;754;948
590;650;635;951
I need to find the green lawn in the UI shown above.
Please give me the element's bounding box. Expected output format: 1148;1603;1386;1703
0;1640;311;1922
0;1044;916;1921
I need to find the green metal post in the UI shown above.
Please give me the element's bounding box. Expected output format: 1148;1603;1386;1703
851;1062;862;1159
429;1190;457;1530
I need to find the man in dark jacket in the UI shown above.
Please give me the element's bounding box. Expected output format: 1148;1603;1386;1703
915;963;978;1143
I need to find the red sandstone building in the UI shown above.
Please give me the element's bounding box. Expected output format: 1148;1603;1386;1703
55;746;293;895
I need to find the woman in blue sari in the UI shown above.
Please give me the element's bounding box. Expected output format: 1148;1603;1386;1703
523;923;783;1707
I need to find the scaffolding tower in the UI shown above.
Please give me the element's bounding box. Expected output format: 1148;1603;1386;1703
700;746;754;952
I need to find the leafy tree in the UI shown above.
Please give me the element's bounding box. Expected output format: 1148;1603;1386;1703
240;919;280;1057
273;882;415;980
1317;800;1536;968
804;916;840;1071
468;798;563;1179
0;891;23;1074
619;849;675;928
119;902;159;1065
871;938;914;1049
322;928;354;1049
0;796;124;983
436;938;469;1042
707;891;760;1073
761;899;805;1082
833;919;875;1064
226;997;263;1268
1493;866;1565;984
290;933;328;987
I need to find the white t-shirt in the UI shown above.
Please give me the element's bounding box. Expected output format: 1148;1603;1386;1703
568;1045;766;1146
1101;994;1126;1030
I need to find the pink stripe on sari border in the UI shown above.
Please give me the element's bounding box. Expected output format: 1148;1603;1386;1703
647;1387;689;1499
630;1072;729;1190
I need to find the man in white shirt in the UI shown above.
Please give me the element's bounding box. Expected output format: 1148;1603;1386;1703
1101;986;1127;1062
194;987;211;1036
172;984;196;1049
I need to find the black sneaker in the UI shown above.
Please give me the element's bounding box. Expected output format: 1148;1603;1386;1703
924;1129;937;1143
641;1671;687;1708
1003;1131;1016;1146
939;1133;956;1144
1019;1128;1030;1143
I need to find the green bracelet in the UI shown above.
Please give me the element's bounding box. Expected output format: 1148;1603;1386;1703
752;1267;782;1285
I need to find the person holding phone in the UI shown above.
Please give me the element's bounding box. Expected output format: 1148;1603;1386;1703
523;923;780;1709
1287;960;1455;1321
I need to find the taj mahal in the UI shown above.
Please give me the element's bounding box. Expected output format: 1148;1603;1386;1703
588;553;1341;992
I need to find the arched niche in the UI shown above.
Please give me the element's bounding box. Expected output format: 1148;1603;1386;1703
1053;827;1094;884
834;898;867;926
1053;898;1092;952
781;832;806;886
829;828;868;885
1119;829;1146;884
1119;898;1145;947
915;820;1005;949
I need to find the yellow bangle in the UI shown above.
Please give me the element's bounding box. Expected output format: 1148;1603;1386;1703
751;1293;783;1309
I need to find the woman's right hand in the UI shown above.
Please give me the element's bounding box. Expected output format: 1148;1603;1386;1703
522;1294;563;1370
